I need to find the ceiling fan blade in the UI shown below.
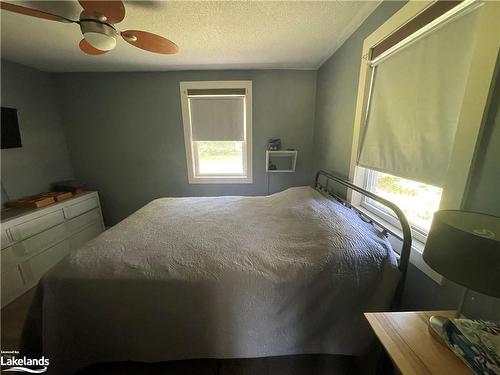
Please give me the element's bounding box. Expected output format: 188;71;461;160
0;2;75;23
79;1;125;24
121;30;178;55
79;39;108;55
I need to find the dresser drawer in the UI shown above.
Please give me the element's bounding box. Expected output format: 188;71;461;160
66;208;100;233
21;240;70;284
63;197;98;220
1;229;11;249
10;210;65;242
11;222;67;258
1;265;25;307
1;246;18;270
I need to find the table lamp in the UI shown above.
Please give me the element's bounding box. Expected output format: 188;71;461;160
422;210;500;337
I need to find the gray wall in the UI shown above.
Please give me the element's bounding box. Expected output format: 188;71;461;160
1;61;74;203
54;70;316;225
312;2;500;319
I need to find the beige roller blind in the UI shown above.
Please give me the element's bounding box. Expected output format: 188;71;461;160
358;7;481;187
189;96;245;142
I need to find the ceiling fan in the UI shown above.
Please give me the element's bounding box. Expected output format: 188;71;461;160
0;1;178;55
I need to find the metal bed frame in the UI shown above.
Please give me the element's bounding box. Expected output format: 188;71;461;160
314;170;412;307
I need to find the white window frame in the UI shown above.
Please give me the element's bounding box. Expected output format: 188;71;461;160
180;81;253;184
348;0;499;283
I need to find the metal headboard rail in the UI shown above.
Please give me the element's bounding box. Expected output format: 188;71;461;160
314;170;412;307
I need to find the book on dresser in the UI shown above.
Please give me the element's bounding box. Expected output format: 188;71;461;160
0;191;105;307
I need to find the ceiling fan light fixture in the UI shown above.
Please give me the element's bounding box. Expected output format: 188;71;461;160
80;20;117;51
1;0;179;56
83;32;116;51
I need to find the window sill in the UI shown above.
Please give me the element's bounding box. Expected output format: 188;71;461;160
188;176;253;184
354;204;445;285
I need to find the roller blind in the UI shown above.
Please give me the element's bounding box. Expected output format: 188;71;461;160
189;96;245;142
358;7;480;187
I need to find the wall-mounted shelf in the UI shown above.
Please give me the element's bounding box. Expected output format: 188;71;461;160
266;150;297;172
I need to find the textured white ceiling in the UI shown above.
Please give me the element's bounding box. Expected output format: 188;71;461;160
1;1;380;72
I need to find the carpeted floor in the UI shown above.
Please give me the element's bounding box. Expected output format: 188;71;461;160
1;290;377;374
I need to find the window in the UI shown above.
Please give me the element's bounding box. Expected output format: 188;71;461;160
196;141;244;175
350;1;497;210
348;1;498;282
362;169;442;242
180;81;252;184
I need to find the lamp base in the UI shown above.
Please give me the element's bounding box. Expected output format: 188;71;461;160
428;315;450;346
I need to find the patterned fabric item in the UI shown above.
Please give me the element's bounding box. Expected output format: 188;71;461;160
442;318;500;375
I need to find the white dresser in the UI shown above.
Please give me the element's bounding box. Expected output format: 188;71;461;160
1;192;105;307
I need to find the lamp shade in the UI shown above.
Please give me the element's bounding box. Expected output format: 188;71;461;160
423;210;500;298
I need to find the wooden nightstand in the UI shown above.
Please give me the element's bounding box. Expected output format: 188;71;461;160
364;311;473;375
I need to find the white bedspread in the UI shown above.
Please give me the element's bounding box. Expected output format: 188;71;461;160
22;187;400;374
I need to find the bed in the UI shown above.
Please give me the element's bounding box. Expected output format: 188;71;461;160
21;171;412;374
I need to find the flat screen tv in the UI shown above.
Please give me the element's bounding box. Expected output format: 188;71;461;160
1;107;22;149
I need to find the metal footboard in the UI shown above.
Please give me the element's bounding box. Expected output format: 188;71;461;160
314;170;412;307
